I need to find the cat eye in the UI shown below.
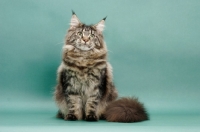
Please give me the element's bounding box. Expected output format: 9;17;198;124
77;32;82;36
90;34;95;38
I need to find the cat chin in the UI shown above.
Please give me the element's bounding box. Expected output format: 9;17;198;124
75;45;95;51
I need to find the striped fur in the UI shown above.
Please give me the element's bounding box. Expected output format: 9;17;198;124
54;12;148;122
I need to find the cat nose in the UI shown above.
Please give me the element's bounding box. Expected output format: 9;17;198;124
82;36;89;42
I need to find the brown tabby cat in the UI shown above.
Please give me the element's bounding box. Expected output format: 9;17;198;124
54;11;149;122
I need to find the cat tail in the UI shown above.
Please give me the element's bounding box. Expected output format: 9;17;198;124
104;97;149;123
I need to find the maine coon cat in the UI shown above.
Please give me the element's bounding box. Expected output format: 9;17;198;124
54;11;149;122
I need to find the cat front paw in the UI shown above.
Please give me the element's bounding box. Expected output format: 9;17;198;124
65;114;77;121
85;114;98;121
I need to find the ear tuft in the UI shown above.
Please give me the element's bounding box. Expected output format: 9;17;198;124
72;10;75;15
102;16;107;21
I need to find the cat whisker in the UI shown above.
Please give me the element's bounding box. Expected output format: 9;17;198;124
107;50;113;53
54;42;64;46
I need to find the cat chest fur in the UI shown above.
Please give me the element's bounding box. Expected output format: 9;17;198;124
60;63;106;103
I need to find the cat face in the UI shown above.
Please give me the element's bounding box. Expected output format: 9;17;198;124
72;25;99;51
66;12;106;51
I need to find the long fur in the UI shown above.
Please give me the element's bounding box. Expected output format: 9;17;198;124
54;12;149;123
105;97;149;122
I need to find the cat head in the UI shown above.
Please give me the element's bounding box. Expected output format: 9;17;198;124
65;11;107;52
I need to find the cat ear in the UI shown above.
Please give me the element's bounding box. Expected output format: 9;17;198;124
94;17;107;32
70;11;81;28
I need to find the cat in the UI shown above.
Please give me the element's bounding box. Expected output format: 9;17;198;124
54;11;149;122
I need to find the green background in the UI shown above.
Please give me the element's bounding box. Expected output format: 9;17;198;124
0;0;200;131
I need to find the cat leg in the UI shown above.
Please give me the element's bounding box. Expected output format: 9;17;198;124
85;94;100;121
96;101;107;120
65;95;83;120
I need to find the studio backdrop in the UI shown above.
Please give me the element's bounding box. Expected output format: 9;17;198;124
0;0;200;115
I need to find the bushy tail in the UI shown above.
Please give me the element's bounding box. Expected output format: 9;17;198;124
104;97;149;123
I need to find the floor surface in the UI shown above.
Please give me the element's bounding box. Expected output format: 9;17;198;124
1;109;200;132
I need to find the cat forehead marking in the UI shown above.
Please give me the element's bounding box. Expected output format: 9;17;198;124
82;26;93;36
